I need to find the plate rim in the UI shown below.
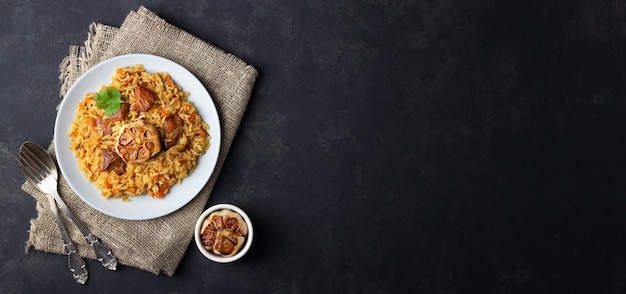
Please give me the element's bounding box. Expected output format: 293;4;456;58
54;53;221;220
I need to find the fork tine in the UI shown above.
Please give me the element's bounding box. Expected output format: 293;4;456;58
14;153;40;186
22;145;53;173
19;153;44;184
21;146;53;180
19;148;48;184
13;153;30;176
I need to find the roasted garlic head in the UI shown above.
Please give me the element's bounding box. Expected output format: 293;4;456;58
115;120;161;163
200;209;248;257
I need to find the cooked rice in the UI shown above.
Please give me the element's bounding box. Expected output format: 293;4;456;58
68;64;211;200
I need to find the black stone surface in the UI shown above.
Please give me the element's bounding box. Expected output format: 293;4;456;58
2;0;626;293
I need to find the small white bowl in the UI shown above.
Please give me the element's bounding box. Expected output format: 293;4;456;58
194;203;253;263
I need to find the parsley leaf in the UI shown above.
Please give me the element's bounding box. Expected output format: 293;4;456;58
94;87;123;116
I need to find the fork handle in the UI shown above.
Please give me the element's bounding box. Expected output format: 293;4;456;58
50;190;118;270
47;194;88;284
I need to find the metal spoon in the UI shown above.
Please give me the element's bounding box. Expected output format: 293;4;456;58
18;141;118;281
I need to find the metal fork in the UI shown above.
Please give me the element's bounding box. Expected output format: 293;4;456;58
17;141;118;283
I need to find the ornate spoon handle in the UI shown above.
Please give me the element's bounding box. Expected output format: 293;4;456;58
50;189;118;270
47;194;88;284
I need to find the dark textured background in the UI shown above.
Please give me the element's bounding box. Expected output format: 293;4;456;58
2;0;626;293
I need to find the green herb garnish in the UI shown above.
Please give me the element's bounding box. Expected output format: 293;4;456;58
94;87;123;116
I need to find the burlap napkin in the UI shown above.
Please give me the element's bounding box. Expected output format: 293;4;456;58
22;6;257;276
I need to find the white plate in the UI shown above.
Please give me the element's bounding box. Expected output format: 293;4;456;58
54;54;221;220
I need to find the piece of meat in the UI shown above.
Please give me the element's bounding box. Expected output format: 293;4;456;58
162;113;183;132
100;149;125;174
108;102;129;121
162;114;184;148
98;103;130;136
131;86;156;112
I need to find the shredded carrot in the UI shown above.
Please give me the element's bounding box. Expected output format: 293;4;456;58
87;117;100;147
159;108;170;118
154;182;172;198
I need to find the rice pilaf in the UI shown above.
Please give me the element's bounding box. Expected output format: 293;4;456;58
68;64;210;200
